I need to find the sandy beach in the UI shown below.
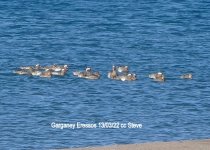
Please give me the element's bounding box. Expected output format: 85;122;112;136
62;139;210;150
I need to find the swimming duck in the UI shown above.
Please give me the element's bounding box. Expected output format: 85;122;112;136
149;72;165;81
116;66;129;73
116;73;137;81
73;67;100;80
180;73;192;79
51;69;67;76
85;72;100;80
84;68;100;79
108;66;118;79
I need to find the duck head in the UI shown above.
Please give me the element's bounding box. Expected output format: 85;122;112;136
85;67;92;72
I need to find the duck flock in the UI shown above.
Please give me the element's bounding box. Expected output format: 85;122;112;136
13;64;192;81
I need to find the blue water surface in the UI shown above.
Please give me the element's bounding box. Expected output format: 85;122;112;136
1;0;210;149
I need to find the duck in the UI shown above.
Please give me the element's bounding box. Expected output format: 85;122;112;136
73;71;87;78
73;67;100;80
116;73;137;81
51;69;67;76
180;73;192;79
85;72;100;80
108;66;118;79
149;72;165;82
116;66;129;73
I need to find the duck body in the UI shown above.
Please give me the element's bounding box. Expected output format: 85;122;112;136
73;67;100;80
51;69;67;76
116;73;137;81
149;72;165;82
85;72;100;80
108;71;117;79
108;66;118;79
51;71;64;76
180;73;192;79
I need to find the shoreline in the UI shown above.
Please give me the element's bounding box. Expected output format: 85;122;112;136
61;139;210;150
